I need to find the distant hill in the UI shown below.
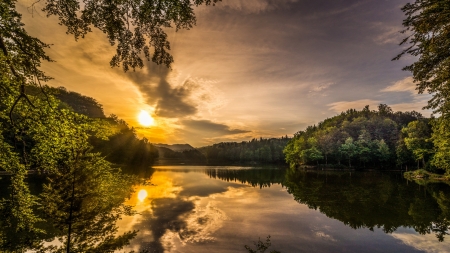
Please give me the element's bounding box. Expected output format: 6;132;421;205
153;143;195;152
154;146;206;165
27;86;106;118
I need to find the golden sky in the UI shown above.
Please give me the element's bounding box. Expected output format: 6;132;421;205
18;0;431;147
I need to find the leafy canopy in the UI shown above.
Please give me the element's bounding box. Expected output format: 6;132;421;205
395;0;450;116
41;0;221;71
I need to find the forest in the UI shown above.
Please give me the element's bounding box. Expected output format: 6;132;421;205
283;104;448;174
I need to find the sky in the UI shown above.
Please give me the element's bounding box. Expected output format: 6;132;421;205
17;0;430;147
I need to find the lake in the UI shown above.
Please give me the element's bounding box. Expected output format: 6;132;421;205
115;166;450;253
1;166;449;252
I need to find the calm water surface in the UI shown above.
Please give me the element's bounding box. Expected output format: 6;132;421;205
117;166;450;253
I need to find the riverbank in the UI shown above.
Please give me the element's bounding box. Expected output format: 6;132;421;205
404;169;450;185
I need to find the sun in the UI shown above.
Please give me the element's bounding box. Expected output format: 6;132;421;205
138;110;155;127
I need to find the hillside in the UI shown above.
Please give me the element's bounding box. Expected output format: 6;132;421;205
284;104;434;171
28;86;159;170
153;143;195;152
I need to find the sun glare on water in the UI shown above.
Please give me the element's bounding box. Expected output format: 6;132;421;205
138;110;155;127
137;189;148;202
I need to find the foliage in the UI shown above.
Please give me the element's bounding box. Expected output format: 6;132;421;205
1;0;221;251
38;0;221;71
395;0;450;116
395;0;450;174
430;117;450;174
402;120;433;168
284;105;424;169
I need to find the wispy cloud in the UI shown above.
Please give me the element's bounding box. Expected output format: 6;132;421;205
308;82;334;97
372;22;404;45
381;77;416;94
216;0;298;14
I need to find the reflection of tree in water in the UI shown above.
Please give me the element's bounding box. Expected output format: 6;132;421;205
204;168;286;188
283;169;450;241
0;154;139;253
206;168;450;242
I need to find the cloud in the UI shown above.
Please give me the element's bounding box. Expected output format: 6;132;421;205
372;22;404;45
308;82;334;97
391;232;450;253
381;77;417;94
216;0;298;14
132;198;195;252
125;64;198;118
328;99;381;113
181;119;249;135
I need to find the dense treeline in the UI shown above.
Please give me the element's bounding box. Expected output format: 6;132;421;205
198;137;291;165
284;104;437;171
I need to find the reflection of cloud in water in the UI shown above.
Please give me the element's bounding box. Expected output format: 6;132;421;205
391;231;450;253
180;200;228;244
311;225;337;242
210;186;259;204
314;231;337;242
129;196;227;252
117;171;233;252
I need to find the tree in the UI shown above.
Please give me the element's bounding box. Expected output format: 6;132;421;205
395;0;450;116
356;129;373;167
1;0;223;251
38;0;221;71
375;139;390;166
339;137;358;167
402;120;433;169
430;118;450;173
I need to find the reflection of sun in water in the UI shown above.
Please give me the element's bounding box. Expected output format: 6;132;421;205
137;189;148;202
138;110;155;127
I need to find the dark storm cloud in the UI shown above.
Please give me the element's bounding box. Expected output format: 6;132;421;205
181;119;249;135
125;63;198;118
